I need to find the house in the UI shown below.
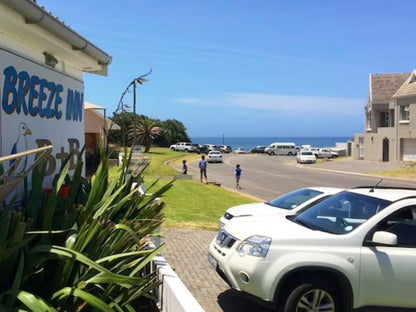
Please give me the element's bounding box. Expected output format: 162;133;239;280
354;72;416;162
84;101;120;151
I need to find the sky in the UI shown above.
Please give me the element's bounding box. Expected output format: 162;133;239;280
38;0;416;138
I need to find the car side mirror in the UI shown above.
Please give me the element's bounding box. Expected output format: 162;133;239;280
371;231;397;246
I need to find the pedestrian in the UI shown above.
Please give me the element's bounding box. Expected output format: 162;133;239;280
235;164;242;189
182;159;187;174
199;155;208;183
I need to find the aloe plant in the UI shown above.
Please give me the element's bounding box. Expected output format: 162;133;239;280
0;143;173;311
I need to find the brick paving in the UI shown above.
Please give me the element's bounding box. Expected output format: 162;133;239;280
160;228;227;312
161;227;266;312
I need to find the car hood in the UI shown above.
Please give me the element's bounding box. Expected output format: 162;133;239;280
224;215;327;241
226;202;291;219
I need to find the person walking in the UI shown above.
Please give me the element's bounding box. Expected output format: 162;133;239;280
199;155;208;183
182;159;187;174
235;164;242;189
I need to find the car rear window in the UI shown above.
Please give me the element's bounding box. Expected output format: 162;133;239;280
267;188;323;210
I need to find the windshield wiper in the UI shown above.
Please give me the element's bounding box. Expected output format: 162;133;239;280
294;218;312;229
294;218;335;233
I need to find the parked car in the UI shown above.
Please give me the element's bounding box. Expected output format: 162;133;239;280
205;144;219;152
196;144;209;154
316;148;338;158
169;142;198;152
219;186;343;228
250;146;267;153
264;142;297;155
207;150;222;163
234;147;247;154
305;147;338;158
296;150;316;164
209;186;416;311
219;145;232;153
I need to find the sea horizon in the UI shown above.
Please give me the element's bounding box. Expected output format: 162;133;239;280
190;136;353;151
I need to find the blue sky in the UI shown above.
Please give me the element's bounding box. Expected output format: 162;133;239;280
38;0;416;137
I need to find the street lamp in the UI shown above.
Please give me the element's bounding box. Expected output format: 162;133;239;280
110;69;153;147
132;69;152;117
115;68;153;117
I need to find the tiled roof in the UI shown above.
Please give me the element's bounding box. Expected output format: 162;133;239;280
370;73;410;102
394;70;416;98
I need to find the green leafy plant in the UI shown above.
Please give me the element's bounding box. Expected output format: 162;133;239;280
0;143;173;311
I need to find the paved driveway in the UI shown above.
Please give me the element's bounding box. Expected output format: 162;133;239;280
162;156;415;312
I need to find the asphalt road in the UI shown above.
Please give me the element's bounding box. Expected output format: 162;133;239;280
163;154;415;312
186;154;415;201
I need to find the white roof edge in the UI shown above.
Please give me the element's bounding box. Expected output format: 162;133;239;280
84;101;105;110
0;0;112;76
392;72;413;98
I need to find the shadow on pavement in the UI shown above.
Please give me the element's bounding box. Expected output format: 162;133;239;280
217;289;273;312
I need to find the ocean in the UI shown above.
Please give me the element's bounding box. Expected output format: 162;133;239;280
190;137;353;152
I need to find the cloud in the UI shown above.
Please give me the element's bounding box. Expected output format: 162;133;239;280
174;93;365;115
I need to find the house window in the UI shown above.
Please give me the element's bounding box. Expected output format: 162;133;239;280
380;112;389;127
400;105;410;122
389;109;395;127
366;113;372;130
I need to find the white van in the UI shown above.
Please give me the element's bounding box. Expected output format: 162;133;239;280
265;142;297;155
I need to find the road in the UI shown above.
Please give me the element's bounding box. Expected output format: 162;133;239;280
186;154;414;201
162;154;415;312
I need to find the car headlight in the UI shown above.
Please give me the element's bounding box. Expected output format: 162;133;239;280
237;235;271;258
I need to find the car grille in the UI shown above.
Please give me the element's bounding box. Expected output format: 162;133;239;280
215;229;236;248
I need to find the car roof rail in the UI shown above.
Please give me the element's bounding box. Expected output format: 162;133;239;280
352;185;416;192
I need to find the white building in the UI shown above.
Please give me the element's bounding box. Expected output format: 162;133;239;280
0;0;111;179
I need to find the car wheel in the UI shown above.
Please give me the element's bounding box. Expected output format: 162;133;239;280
281;279;340;312
184;149;188;152
269;151;275;156
171;147;175;151
288;152;293;156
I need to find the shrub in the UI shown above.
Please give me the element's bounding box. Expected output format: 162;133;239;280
0;143;173;311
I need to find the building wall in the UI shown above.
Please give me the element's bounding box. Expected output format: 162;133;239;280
85;110;105;133
354;127;395;161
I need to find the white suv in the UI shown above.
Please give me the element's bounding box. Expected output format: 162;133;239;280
169;142;198;152
208;186;416;311
219;187;343;228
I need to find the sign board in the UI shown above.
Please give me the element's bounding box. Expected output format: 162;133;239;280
0;48;85;187
132;145;142;154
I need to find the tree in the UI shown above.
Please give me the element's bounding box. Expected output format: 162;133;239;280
107;112;135;146
128;116;162;152
154;119;190;147
108;114;190;149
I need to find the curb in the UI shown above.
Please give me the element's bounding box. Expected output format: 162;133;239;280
154;254;205;312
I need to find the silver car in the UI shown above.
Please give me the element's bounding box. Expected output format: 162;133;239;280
207;151;223;163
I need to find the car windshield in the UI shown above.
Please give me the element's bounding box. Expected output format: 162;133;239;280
293;191;392;234
302;152;313;155
267;188;323;210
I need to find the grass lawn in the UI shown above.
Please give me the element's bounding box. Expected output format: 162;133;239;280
148;178;255;230
371;167;416;180
142;147;200;176
125;147;257;230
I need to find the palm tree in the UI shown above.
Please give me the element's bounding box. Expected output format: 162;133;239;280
128;116;162;152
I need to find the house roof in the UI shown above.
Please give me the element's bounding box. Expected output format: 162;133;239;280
369;73;410;102
84;101;120;130
393;70;416;98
